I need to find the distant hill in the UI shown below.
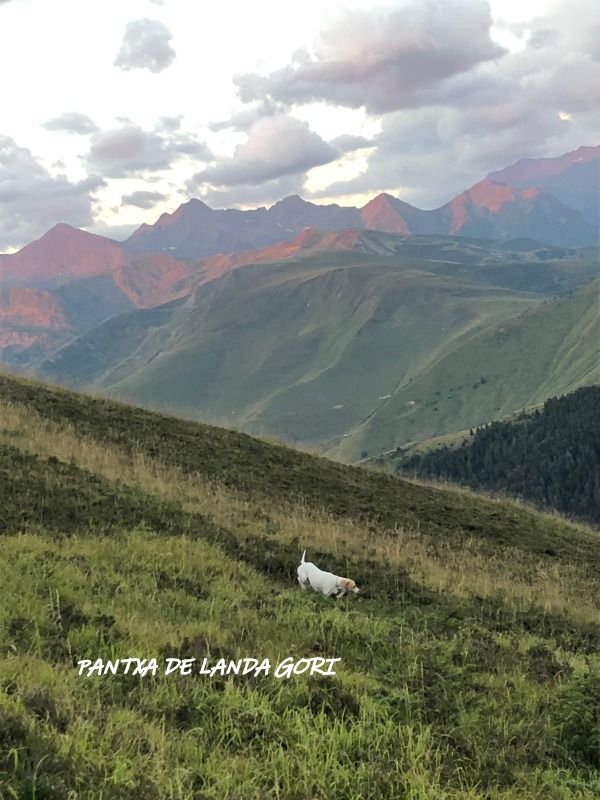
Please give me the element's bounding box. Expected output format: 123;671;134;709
35;234;599;459
38;244;543;447
197;227;599;289
396;386;600;525
0;223;126;286
197;227;375;283
3;372;600;797
123;185;597;261
1;144;597;368
332;278;600;461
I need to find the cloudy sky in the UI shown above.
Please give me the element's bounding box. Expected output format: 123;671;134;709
0;0;598;250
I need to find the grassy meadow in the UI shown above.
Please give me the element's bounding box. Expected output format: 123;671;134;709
2;374;600;798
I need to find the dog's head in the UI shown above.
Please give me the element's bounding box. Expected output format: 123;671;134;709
337;577;360;595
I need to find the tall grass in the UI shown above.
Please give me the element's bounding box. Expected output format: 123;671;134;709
1;398;599;625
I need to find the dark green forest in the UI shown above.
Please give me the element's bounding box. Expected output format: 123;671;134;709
399;386;600;525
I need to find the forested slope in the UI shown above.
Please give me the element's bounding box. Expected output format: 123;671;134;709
399;386;600;524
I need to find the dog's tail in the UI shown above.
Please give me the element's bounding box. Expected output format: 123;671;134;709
300;549;306;564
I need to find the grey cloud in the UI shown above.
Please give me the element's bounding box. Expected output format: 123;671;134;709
234;0;506;114
556;2;600;61
527;29;561;49
209;100;283;132
43;112;99;135
156;115;182;132
535;59;600;114
0;136;105;251
121;190;167;209
114;18;175;74
330;134;373;153
501;4;600;114
190;115;340;189
196;174;306;210
85;124;211;178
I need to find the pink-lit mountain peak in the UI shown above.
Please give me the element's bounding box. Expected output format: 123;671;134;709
457;180;540;213
0;224;125;284
0;223;194;312
360;193;412;235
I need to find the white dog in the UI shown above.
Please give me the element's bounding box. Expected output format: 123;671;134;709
297;551;360;598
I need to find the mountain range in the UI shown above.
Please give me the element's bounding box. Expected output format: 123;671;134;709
0;144;598;460
124;146;599;260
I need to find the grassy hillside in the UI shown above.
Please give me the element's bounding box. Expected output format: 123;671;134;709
393;387;600;525
35;236;598;463
39;248;542;448
2;373;600;798
333;278;600;461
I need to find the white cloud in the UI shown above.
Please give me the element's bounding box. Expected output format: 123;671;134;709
114;18;176;74
43;112;99;135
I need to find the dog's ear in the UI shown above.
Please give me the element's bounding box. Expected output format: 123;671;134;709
339;577;360;594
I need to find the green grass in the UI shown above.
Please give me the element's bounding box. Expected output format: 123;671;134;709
2;373;598;562
2;373;600;798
